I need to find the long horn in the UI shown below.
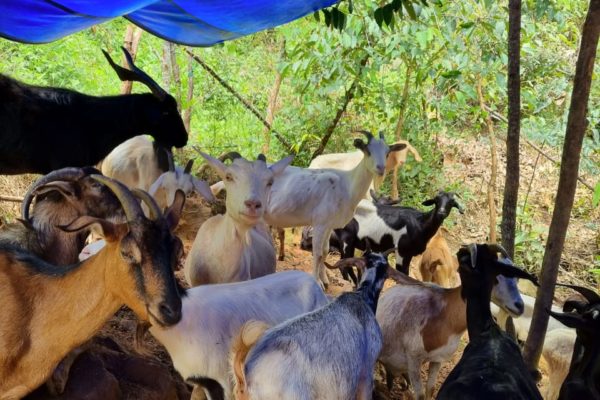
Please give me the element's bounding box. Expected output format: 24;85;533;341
132;189;162;221
257;154;267;162
21;167;87;222
354;130;374;141
91;175;144;221
102;47;167;100
184;159;194;174
556;283;600;304
328;257;367;276
487;244;512;260
222;152;242;163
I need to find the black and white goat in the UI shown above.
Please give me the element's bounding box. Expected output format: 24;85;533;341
231;252;401;400
0;167;123;265
0;47;186;174
335;191;463;282
436;244;542;400
548;284;600;400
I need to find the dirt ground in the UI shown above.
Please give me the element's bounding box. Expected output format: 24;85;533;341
2;131;598;399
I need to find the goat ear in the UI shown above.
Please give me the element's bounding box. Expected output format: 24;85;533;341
58;216;127;242
564;300;589;313
198;151;227;180
35;181;77;199
548;309;586;329
269;155;294;176
165;190;186;231
494;260;539;286
422;198;435;207
192;177;216;203
389;143;407;152
353;138;366;151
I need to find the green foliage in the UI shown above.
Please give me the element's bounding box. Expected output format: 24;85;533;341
515;205;548;270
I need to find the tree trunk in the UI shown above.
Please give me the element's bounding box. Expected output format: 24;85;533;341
168;43;182;113
311;55;369;160
120;25;143;94
477;77;498;243
394;62;413;141
523;0;600;372
161;42;171;91
183;47;194;134
262;41;286;154
501;0;521;258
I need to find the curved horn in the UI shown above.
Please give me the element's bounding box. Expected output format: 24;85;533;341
184;159;194;174
329;257;367;277
222;152;242;163
379;130;385;140
21;167;87;222
467;244;478;269
91;175;144;222
487;244;512;261
257;154;267;162
132;189;162;221
556;283;600;304
354;130;374;141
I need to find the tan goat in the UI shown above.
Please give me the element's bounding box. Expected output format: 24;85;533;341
419;227;457;287
0;176;184;400
373;139;422;200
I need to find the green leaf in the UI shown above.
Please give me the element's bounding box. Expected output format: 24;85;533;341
460;21;475;29
323;9;331;26
392;0;403;12
593;183;600;208
313;11;320;22
348;0;353;14
403;0;417;20
383;4;394;27
441;70;462;79
374;8;385;28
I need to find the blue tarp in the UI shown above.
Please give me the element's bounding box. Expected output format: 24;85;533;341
0;0;338;46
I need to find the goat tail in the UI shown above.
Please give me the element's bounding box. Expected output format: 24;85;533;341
230;320;271;400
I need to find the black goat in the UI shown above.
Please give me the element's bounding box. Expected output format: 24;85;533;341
436;243;542;400
0;167;123;265
334;191;463;283
548;284;600;400
0;47;187;174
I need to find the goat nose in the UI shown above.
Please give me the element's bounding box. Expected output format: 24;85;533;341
159;302;181;325
244;200;262;210
514;300;524;315
376;166;385;175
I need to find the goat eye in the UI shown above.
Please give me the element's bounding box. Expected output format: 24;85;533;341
267;179;274;187
225;174;233;182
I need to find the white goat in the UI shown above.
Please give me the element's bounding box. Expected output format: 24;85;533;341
231;252;395;400
146;270;328;400
184;152;292;286
542;328;576;400
310;139;421;200
376;260;527;400
101;135;214;210
264;130;405;287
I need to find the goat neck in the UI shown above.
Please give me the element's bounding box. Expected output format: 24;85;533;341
463;279;496;338
345;155;376;208
562;331;600;398
420;207;447;242
446;286;468;335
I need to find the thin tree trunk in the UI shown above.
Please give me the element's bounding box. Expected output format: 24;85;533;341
477;77;498;243
120;25;143;94
183;47;194;134
394;62;413;141
185;49;294;153
161;42;171;91
501;0;521;258
523;0;600;372
262;41;286;154
168;43;182;113
311;55;370;160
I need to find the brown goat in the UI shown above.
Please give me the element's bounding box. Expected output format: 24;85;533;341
419;228;457;288
0;176;184;400
373;140;422;200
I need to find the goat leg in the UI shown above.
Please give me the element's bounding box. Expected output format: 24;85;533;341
277;228;285;261
46;342;91;395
